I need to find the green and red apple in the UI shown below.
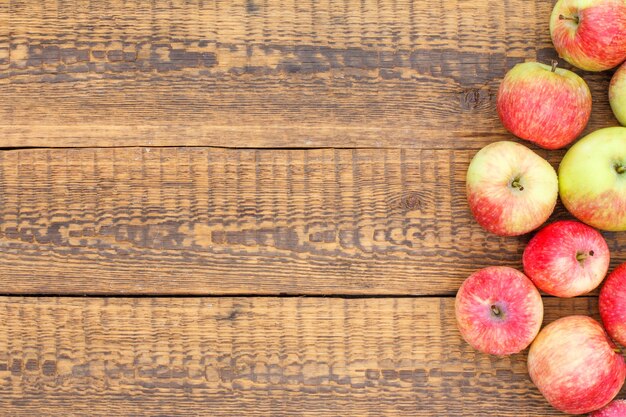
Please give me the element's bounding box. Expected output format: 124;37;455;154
528;316;626;414
467;141;558;236
609;62;626;125
455;266;543;356
559;127;626;231
550;0;626;71
600;263;626;347
523;220;610;298
497;61;591;149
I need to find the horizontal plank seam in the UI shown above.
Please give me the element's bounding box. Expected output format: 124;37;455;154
0;293;458;298
0;145;491;152
0;293;598;299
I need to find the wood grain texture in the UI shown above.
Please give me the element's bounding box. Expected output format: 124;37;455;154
1;0;617;148
0;296;612;417
0;147;624;295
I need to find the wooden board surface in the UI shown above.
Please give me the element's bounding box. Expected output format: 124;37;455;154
3;0;626;415
1;0;617;148
1;147;624;295
0;296;611;417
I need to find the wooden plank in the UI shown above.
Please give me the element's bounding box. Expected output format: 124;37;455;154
0;0;7;72
1;0;616;148
1;147;624;295
0;296;609;416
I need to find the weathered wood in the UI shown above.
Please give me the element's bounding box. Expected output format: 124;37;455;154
4;1;622;415
0;296;609;417
0;0;616;148
1;147;623;295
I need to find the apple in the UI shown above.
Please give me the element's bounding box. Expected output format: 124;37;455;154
600;263;626;347
610;62;626;126
455;266;543;355
528;316;626;414
467;141;558;236
590;400;626;417
550;0;626;72
497;61;591;150
559;127;626;231
522;220;610;298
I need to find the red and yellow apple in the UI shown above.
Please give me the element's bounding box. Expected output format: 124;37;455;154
497;61;591;149
590;400;626;417
559;127;626;231
455;266;543;356
600;263;626;347
467;141;558;236
609;62;626;125
550;0;626;71
523;220;610;298
528;316;626;415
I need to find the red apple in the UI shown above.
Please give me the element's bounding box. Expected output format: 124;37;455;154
590;400;626;417
528;316;626;415
523;220;610;298
550;0;626;72
466;141;558;236
497;61;591;149
455;266;543;355
600;263;626;347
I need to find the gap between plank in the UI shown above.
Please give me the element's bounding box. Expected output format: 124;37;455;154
0;145;498;152
0;293;598;299
0;293;458;299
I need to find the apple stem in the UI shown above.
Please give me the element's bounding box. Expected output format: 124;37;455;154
511;178;524;191
616;164;625;174
576;251;593;264
490;304;501;317
551;60;558;73
559;14;579;24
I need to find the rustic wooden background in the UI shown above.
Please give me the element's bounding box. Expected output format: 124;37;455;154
1;0;625;415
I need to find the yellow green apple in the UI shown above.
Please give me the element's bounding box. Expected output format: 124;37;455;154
559;127;626;231
609;62;626;125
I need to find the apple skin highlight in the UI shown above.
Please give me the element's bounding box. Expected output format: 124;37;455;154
528;316;626;415
550;0;626;71
497;62;591;150
523;220;610;298
600;263;626;347
455;266;543;356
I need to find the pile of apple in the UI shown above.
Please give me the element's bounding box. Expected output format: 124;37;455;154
456;0;626;415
